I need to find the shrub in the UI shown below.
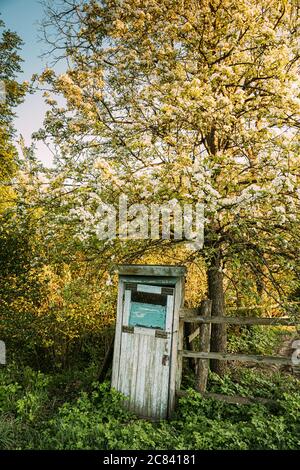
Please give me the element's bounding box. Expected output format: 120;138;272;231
0;366;299;450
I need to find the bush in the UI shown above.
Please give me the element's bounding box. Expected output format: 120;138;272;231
0;366;299;450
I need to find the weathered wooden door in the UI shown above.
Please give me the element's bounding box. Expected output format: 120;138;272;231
116;283;174;419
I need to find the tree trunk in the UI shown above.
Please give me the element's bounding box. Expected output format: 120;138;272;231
207;248;227;376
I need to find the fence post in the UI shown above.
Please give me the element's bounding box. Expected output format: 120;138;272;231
195;299;212;393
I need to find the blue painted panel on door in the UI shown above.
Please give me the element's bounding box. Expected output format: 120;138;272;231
129;302;166;329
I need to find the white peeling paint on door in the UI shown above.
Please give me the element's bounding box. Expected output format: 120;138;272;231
117;285;174;419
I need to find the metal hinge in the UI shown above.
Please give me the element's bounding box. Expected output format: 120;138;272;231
155;330;168;339
122;325;134;334
162;354;169;366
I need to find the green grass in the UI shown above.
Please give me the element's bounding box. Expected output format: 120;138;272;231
0;363;299;450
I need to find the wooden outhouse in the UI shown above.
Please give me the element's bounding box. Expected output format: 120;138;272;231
111;264;186;419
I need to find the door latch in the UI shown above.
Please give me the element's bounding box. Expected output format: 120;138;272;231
162;354;169;366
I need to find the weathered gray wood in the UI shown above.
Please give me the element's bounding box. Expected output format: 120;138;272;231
117;285;174;419
180;350;292;365
176;318;184;396
119;275;177;285
195;300;212;393
179;307;200;317
188;327;200;343
169;276;185;417
182;315;296;326
113;266;186;419
177;390;276;406
117;264;186;278
111;280;125;389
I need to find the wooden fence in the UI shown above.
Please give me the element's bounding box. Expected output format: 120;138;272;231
177;300;299;405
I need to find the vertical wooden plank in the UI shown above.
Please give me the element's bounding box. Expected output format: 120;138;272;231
111;280;125;389
169;277;184;417
133;334;142;410
120;333;132;399
116;289;131;391
128;332;138;411
153;337;162;419
122;289;131;326
195;299;212;393
176;318;184;395
130;333;141;413
161;293;173;416
147;336;155;417
141;334;150;416
160;337;171;418
134;333;148;415
151;337;157;418
165;293;174;332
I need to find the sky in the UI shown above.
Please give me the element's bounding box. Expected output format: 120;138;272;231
0;0;63;166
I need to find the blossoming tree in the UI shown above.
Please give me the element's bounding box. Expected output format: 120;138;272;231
37;0;300;375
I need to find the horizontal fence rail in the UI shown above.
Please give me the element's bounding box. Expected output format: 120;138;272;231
177;300;298;406
181;315;296;326
178;306;290;316
179;307;299;326
179;350;293;366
